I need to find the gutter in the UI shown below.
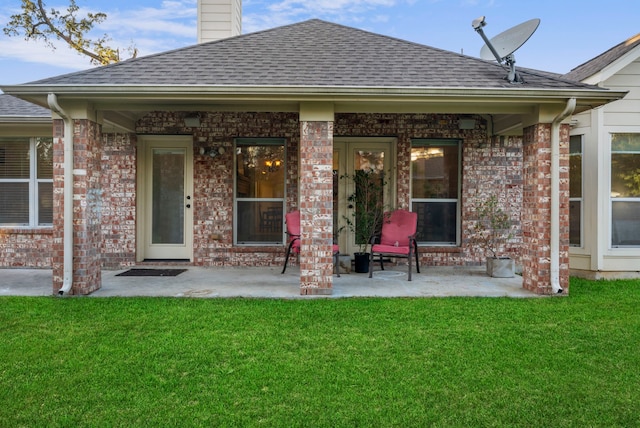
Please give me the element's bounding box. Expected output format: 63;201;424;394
47;94;73;296
550;98;576;294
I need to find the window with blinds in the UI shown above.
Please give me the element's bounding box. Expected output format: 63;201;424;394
0;138;53;226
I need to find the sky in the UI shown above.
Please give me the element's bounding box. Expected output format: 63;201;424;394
1;0;639;86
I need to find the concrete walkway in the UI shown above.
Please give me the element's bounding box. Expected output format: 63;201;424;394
1;266;537;298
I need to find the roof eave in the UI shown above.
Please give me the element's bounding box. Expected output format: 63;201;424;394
2;84;627;112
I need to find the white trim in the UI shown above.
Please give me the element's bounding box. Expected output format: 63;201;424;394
137;135;194;261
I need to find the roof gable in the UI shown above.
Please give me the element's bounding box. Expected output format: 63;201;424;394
564;33;640;83
27;19;594;90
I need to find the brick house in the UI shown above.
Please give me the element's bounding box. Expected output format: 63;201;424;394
0;3;626;296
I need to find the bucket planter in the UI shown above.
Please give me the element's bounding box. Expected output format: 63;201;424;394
337;254;352;274
471;195;515;278
353;252;370;273
486;257;514;278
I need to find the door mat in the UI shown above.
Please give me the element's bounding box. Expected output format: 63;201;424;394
116;268;187;277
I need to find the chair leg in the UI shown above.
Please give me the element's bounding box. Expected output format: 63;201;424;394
408;248;412;281
368;251;374;278
281;241;295;274
414;241;420;273
334;251;340;277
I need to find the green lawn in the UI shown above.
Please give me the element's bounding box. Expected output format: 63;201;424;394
1;278;639;427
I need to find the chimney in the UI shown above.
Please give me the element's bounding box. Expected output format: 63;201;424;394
197;0;242;44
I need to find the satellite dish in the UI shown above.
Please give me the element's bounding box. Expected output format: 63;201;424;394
472;17;540;84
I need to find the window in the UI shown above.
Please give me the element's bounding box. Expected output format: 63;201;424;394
0;137;53;226
611;133;640;247
569;135;583;247
411;139;460;245
234;138;285;244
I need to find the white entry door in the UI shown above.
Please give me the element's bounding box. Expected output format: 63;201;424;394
139;136;193;260
333;139;395;257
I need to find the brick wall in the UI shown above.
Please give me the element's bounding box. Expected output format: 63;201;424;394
137;112;300;267
335;113;523;267
1;111;524;272
521;123;570;294
100;133;137;268
131;111;523;269
52;119;102;295
0;228;52;267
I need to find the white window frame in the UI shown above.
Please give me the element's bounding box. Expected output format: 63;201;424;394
610;133;640;248
569;135;583;248
233;138;286;246
410;139;461;246
0;137;53;227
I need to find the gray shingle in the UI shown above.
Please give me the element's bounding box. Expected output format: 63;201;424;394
27;19;597;90
0;93;51;117
564;33;640;82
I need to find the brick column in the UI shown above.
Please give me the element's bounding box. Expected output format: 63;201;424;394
521;123;570;295
52;119;103;295
298;120;334;295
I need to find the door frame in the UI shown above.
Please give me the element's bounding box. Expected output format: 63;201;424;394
334;137;396;257
136;135;194;262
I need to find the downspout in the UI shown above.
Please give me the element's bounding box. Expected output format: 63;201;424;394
47;94;73;295
550;98;576;294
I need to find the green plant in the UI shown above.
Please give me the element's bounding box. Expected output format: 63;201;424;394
472;194;513;258
341;168;391;253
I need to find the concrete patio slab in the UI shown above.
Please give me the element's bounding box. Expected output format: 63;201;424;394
0;266;537;298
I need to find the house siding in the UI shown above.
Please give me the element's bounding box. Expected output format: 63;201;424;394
570;57;640;276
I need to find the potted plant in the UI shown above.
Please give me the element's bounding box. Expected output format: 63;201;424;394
341;168;390;273
471;195;515;278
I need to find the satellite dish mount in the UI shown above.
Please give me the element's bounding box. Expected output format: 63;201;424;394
472;16;540;84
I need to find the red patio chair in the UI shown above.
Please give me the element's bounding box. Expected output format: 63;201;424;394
282;210;340;276
368;209;420;281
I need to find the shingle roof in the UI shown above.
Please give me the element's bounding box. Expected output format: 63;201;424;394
564;33;640;82
0;93;51;117
28;19;596;90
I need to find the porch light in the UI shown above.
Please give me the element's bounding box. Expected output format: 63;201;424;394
200;146;225;158
264;159;282;173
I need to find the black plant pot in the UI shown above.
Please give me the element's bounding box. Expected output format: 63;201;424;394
354;252;370;273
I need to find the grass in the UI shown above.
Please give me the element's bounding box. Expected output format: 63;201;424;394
1;278;639;427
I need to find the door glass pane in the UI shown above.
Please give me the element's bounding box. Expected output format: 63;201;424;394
152;149;184;244
354;150;385;246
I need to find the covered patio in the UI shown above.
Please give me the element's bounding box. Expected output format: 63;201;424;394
1;266;535;298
